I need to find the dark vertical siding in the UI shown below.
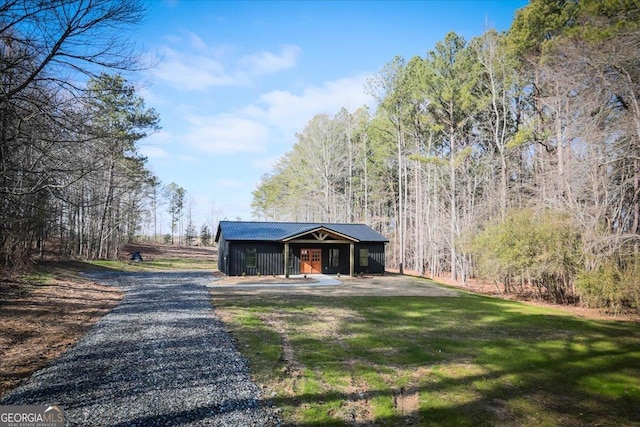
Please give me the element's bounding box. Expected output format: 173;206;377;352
228;241;283;276
218;235;229;275
218;233;386;276
355;243;386;274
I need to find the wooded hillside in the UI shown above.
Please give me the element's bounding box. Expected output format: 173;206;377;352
0;0;159;264
252;0;640;312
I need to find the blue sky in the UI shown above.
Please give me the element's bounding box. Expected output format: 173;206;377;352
135;0;528;232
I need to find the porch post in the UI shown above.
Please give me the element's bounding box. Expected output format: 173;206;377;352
349;243;355;277
284;242;289;278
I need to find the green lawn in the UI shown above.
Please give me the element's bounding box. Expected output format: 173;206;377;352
213;291;640;426
87;258;216;271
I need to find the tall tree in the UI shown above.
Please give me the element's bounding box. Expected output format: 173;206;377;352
293;114;348;221
474;29;521;219
84;73;159;258
0;0;151;265
0;0;147;100
421;32;482;280
368;56;409;272
164;183;185;245
147;177;163;242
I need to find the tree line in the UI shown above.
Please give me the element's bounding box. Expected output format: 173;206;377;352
149;181;217;247
0;0;214;267
0;0;165;265
252;0;640;313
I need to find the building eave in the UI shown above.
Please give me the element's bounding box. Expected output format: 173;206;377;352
281;226;360;243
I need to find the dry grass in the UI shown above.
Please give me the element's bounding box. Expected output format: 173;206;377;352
0;273;123;397
0;243;215;398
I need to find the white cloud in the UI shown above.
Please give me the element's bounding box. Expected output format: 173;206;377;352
176;74;374;156
151;32;301;91
184;114;270;154
186;31;207;51
242;74;375;137
153;48;238;90
240;44;301;75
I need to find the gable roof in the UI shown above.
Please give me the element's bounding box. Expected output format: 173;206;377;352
215;221;388;243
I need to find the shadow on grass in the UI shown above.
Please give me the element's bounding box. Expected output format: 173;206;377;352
217;294;640;426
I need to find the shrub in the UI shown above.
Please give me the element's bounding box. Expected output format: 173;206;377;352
576;256;640;315
470;208;581;302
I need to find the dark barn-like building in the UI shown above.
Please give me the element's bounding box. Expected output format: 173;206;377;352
215;221;388;276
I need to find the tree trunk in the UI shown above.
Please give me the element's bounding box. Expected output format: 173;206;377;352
397;125;404;273
98;157;115;259
449;126;457;281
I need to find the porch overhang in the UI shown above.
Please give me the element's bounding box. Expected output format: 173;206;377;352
281;227;358;277
281;226;360;243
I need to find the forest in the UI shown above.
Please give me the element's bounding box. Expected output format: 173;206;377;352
0;0;162;262
2;0;639;313
251;0;640;313
0;0;221;266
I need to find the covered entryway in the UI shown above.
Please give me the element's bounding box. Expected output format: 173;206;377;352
216;221;388;277
300;248;322;273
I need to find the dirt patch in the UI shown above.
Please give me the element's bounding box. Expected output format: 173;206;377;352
0;275;123;398
341;380;374;425
254;308;376;425
209;273;458;297
394;387;420;416
121;243;217;262
258;314;305;379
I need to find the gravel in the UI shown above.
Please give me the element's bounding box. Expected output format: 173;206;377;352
1;271;281;426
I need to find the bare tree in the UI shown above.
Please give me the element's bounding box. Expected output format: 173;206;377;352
0;0;152;265
164;183;185;245
1;0;147;100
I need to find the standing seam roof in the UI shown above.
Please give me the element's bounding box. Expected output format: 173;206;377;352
216;221;388;242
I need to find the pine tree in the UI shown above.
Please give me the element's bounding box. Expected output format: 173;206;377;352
200;224;212;247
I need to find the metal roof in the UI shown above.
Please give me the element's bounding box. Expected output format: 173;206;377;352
215;221;388;243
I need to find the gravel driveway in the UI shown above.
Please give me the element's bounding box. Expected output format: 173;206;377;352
0;271;280;427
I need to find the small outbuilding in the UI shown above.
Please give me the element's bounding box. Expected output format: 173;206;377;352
215;221;388;277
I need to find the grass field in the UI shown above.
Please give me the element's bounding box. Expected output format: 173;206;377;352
213;292;640;426
88;257;216;271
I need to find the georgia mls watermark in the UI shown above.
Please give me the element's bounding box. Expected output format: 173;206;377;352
0;405;64;427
